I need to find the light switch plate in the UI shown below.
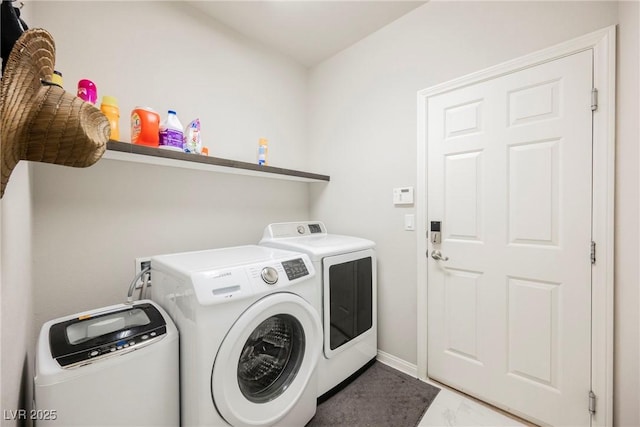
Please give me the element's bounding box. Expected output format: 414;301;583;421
393;187;414;205
404;214;415;231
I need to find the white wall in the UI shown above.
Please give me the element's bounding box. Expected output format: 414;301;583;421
32;1;309;170
1;163;34;427
308;1;638;425
27;1;314;344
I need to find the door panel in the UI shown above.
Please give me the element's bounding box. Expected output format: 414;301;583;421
427;50;593;426
445;151;483;241
444;268;482;362
507;277;559;387
508;139;560;244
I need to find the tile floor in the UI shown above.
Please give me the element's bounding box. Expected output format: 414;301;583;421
417;381;527;427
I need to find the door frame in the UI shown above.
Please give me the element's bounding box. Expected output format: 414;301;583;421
416;26;616;427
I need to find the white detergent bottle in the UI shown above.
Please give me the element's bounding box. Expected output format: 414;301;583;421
159;110;184;151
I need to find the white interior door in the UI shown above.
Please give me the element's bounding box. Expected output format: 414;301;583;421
426;50;593;426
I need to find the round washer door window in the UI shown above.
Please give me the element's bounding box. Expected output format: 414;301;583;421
211;293;322;427
237;314;305;403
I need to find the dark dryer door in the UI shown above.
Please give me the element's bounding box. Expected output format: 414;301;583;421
211;293;322;427
322;249;377;358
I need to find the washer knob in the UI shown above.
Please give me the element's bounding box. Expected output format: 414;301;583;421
261;267;279;285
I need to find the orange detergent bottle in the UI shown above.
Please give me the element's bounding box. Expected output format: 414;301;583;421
100;96;120;141
131;107;160;146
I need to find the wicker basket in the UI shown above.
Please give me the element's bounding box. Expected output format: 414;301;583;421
1;28;109;198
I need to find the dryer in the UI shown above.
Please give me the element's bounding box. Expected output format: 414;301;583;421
150;245;322;427
260;221;377;399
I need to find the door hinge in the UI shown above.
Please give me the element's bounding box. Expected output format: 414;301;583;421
589;390;596;415
591;88;598;111
591;241;596;264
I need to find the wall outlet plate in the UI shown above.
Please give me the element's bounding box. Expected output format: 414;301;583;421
135;257;151;288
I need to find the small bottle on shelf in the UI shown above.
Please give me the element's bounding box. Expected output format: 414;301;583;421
51;70;63;87
257;137;268;166
100;96;120;141
77;79;97;104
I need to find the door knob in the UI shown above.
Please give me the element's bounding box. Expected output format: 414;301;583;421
430;250;449;261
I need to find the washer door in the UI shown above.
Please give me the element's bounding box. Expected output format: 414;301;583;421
211;292;322;427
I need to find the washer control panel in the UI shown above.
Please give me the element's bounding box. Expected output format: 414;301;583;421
261;266;279;284
282;258;309;280
58;327;166;368
191;254;315;305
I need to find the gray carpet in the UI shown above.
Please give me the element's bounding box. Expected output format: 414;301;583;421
307;362;440;427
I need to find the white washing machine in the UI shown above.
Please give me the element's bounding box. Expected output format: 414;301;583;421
34;300;179;426
150;245;322;427
260;221;377;399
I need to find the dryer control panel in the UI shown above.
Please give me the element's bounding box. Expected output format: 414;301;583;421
263;221;327;238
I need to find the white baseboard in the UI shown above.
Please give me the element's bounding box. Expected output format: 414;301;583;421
376;350;418;378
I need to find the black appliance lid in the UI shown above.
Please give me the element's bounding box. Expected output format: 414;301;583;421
48;303;166;359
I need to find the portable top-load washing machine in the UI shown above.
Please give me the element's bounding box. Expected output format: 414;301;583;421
34;300;179;426
260;221;377;399
150;245;323;427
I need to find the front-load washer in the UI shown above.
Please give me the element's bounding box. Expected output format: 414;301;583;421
34;300;179;426
150;245;322;427
260;221;377;399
